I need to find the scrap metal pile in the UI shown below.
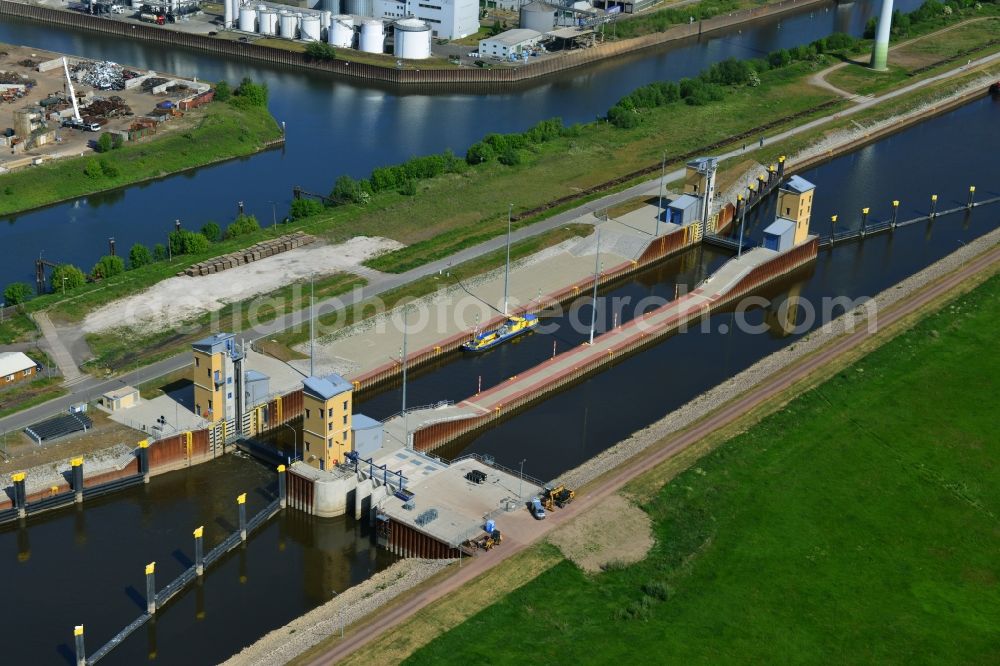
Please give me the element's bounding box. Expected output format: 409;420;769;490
0;71;36;87
74;60;130;91
141;77;168;91
85;96;132;118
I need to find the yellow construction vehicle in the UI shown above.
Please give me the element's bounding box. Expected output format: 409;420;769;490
542;484;575;510
476;528;503;551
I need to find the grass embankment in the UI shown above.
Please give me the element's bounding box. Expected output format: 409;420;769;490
0;377;66;421
267;223;592;355
400;270;1000;664
826;16;1000;95
0;101;282;218
84;272;365;371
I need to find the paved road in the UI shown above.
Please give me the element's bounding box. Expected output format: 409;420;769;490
305;239;1000;666
4;49;998;435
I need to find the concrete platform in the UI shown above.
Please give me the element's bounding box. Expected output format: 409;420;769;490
378;457;542;548
108;393;208;436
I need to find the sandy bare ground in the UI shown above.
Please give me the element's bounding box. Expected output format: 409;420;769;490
82;236;403;336
548;494;654;573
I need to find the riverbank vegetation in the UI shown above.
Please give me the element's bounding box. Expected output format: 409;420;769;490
0;77;280;219
400;271;1000;664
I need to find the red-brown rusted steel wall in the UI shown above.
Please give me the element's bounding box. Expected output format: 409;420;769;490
387;518;463;559
287;469;315;514
82;460;140;488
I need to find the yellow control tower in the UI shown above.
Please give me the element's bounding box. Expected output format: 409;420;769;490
777;175;815;245
302;374;354;472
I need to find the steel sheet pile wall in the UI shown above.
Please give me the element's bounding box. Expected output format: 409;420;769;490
0;0;831;85
412;241;819;452
384;518;464;558
287;468;314;513
82;459;140;487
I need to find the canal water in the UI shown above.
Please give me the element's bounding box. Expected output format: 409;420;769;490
0;455;394;665
445;96;1000;480
0;0;921;288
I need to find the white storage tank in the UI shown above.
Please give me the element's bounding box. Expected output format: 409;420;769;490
393;18;431;60
279;11;298;39
238;6;257;33
321;10;332;32
520;0;558;33
359;20;385;54
259;10;277;35
300;15;321;41
343;0;373;17
328;15;354;48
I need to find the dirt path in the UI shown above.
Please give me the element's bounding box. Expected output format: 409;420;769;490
305;240;1000;665
809;18;997;99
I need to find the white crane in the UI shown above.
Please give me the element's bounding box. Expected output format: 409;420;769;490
62;57;82;126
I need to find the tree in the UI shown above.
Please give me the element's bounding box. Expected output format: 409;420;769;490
84;159;103;179
226;214;261;238
111;133;124;150
498;148;521;166
3;282;32;305
200;222;221;242
330;175;366;205
153;243;168;261
183;232;210;254
51;264;86;293
128;243;152;269
91;255;125;280
214;80;232;102
96;132;113;153
230;77;268;109
290;198;325;219
99;158;120;178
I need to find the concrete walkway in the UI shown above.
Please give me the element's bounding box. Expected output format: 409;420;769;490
3;49;998;434
33;311;83;386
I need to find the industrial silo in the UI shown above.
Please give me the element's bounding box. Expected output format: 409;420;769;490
238;6;257;32
279;10;298;39
300;15;321;40
359;19;385;54
259;9;277;35
343;0;373;17
328;15;354;48
393;18;431;60
321;10;332;35
519;0;557;33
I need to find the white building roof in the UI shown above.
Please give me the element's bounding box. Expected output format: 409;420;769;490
103;385;139;400
0;351;36;376
482;28;542;47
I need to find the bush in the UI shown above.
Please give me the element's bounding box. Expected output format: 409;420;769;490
330;175;370;205
83;159;103;179
3;282;32;305
91;254;125;280
50;264;86;292
465;141;496;164
607;104;640;128
111;133;124;150
99;158;119;178
200;222;221;242
641;581;674;601
128;243;151;269
498;147;521;166
290;198;325;219
214;80;232;102
183;232;210;254
153;243;168;261
305;41;336;61
230;77;268;109
399;179;418;196
767;49;792;68
96;132;113;153
226;214;261;238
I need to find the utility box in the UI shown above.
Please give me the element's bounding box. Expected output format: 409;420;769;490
763;218;796;252
667;194;701;226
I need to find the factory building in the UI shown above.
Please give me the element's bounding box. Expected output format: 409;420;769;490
302;373;354;471
763;175;815;252
374;0;479;40
479;28;543;59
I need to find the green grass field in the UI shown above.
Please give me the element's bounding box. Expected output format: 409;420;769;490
406;272;1000;663
0;101;281;217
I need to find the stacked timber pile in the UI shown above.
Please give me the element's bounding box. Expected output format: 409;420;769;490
182;231;315;277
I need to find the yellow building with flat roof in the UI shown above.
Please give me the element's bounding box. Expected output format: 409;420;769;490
302;374;354;472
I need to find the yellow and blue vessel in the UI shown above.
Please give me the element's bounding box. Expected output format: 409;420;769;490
462;314;539;353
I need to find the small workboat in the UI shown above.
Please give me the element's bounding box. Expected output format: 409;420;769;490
462;314;539;353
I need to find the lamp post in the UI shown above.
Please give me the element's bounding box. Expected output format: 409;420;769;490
62;276;67;295
267;201;278;228
283;422;297;463
519;458;527;499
